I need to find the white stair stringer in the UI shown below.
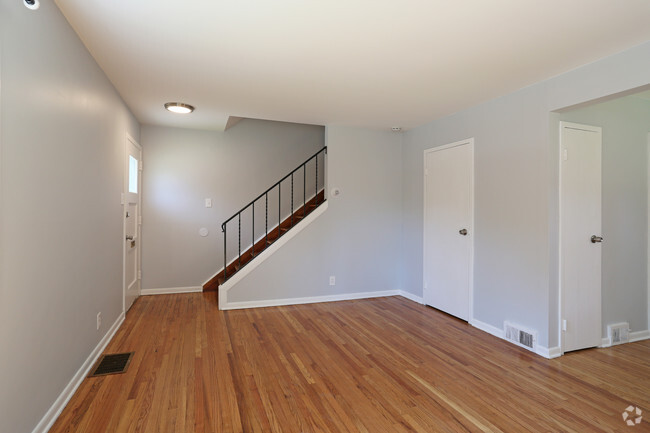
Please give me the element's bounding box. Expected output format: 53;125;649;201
219;201;328;309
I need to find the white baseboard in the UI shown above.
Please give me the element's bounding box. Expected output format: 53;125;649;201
601;329;649;348
31;312;125;433
397;290;424;304
221;289;400;310
140;286;202;296
630;329;650;342
537;345;562;359
469;318;504;339
469;318;559;359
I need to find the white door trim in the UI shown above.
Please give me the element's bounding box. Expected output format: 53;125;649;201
422;138;475;322
558;121;602;354
647;132;650;332
123;133;142;313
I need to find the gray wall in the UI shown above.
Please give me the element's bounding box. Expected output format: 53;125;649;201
227;126;403;303
140;121;324;290
401;41;650;349
0;1;140;433
558;96;650;335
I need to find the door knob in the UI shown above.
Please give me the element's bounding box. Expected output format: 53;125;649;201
591;235;603;243
126;235;134;241
459;229;468;236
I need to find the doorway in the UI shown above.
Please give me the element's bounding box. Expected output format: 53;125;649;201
559;122;603;353
124;134;142;312
423;139;474;321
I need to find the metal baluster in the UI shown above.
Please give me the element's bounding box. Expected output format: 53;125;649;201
223;225;227;279
265;192;268;246
238;213;241;269
291;173;294;227
278;183;281;238
252;202;255;257
315;155;318;205
303;163;306;218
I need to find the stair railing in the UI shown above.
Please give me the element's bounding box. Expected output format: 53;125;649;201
222;147;327;281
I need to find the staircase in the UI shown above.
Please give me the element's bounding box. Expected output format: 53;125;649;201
204;147;327;292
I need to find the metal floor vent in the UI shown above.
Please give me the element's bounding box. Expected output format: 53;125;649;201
89;352;134;377
504;321;537;351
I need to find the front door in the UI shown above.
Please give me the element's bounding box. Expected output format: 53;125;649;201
124;134;142;312
423;139;474;321
560;122;602;353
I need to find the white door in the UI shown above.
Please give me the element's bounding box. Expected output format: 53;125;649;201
124;134;142;312
560;122;602;353
423;139;473;321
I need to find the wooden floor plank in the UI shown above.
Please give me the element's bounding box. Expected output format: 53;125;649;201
48;293;649;432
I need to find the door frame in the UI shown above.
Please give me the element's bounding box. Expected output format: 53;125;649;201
123;133;142;313
558;121;602;354
422;138;475;322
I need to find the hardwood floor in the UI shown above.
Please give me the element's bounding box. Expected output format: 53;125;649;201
49;294;649;432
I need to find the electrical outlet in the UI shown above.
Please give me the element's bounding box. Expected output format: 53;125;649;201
96;312;102;330
329;276;335;286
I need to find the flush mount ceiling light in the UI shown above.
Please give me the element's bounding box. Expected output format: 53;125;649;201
164;102;194;114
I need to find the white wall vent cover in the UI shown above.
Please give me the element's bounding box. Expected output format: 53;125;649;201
504;321;537;351
607;322;630;345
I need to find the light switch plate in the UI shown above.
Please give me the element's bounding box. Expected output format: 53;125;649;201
205;198;212;208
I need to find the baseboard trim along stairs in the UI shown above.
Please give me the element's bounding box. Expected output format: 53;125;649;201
219;201;328;308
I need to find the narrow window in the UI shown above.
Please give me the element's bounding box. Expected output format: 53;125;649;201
129;155;138;193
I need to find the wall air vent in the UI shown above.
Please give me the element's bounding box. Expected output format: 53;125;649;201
504;321;537;351
607;323;630;345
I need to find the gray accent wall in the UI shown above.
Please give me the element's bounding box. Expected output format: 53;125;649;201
558;96;650;336
401;41;650;349
140;121;324;291
0;1;139;433
225;126;403;303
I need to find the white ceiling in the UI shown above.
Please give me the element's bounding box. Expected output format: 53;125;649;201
54;0;650;131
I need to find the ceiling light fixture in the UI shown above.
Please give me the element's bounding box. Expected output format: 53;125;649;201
24;0;40;10
164;102;195;114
